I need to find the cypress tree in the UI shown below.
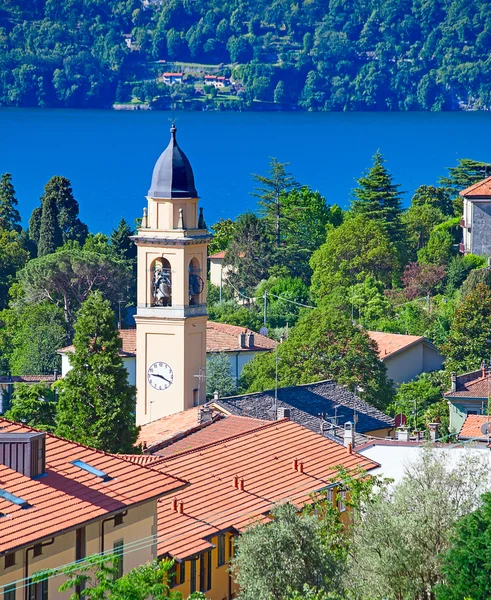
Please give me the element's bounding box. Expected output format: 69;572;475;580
28;206;42;247
40;176;88;244
0;173;21;232
351;151;407;254
110;218;136;261
37;194;63;256
55;291;138;453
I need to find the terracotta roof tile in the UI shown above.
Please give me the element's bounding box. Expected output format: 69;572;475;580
459;177;491;198
0;375;55;384
149;419;379;560
153;415;268;458
458;414;491;441
208;251;225;259
0;419;185;554
367;331;425;360
59;323;276;357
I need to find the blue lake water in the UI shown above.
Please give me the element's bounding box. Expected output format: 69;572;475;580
2;108;491;233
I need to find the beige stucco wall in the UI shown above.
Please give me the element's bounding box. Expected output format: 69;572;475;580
0;500;158;600
384;342;442;386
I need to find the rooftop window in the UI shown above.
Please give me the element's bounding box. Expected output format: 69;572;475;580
0;488;31;509
71;460;112;482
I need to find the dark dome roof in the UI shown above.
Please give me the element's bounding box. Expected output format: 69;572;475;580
148;125;198;199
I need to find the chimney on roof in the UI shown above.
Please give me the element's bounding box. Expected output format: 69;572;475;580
198;407;213;424
482;362;487;378
178;501;184;514
239;478;245;491
233;475;239;489
343;421;355;448
292;457;298;470
298;461;304;474
347;442;353;455
239;332;247;348
0;432;46;479
172;497;178;511
276;407;290;420
396;427;410;442
213;390;219;401
428;422;439;443
451;372;457;393
247;332;255;348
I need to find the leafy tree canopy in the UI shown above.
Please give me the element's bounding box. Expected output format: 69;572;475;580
4;382;57;432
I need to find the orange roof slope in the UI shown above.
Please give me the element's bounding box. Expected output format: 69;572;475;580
151;419;379;560
153;415;267;458
459;414;491;441
459;177;491;198
207;322;277;352
59;323;276;356
444;373;491;398
0;420;185;554
208;251;225;259
367;331;424;359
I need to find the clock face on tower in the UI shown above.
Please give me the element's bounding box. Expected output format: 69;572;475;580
147;362;174;390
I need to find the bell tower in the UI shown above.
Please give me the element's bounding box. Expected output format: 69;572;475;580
133;125;210;425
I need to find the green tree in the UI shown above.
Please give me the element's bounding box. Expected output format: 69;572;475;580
0;229;29;310
208;218;236;255
37;194;63;256
351;276;393;328
443;283;491;373
55;291;138;453
252;158;299;248
417;229;454;266
28;206;42;247
349;449;491;600
439;158;491;197
437;493;491;600
351;151;407;258
273;80;287;104
257;275;310;328
240;307;393;409
411;185;454;216
206;352;236;399
110;218;136;261
231;503;333;600
310;216;398;301
0;173;21;232
402;203;446;251
5;382;57;431
17;247;131;328
390;372;443;431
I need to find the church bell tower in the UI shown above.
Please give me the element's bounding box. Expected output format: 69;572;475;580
134;125;210;425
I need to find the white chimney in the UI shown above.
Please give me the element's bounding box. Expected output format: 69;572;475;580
428;422;439;442
451;372;457;393
213;390;219;401
239;332;246;348
396;427;410;442
343;421;354;448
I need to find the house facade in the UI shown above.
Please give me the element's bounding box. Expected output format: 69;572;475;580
459;176;491;255
367;331;444;386
0;420;184;600
444;368;491;433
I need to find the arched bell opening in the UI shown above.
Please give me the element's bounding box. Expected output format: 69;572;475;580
151;257;172;307
188;257;204;306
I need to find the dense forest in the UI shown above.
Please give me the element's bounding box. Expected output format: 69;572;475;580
1;0;491;109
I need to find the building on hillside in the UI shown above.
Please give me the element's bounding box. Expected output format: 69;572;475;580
58;323;276;388
122;418;379;600
0;419;184;600
162;72;183;85
444;368;491;433
209;379;395;442
459;176;491;255
0;374;57;414
203;75;229;88
208;251;227;287
136;405;266;456
367;331;444;386
458;414;491;444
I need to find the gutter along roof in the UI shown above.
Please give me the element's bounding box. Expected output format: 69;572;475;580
146;419;379;560
0;419;185;554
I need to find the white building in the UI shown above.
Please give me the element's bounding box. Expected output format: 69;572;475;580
460;176;491;255
58;322;277;386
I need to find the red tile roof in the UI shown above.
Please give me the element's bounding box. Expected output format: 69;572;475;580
0;419;185;554
149;419;379;560
59;323;276;357
208;251;225;259
444;372;491;398
153;415;267;458
163;72;183;77
0;375;55;384
367;331;425;360
459;177;491;198
458;414;491;441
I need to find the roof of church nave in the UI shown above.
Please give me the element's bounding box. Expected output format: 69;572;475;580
148;124;198;199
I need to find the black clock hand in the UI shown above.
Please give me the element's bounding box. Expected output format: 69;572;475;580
152;373;171;384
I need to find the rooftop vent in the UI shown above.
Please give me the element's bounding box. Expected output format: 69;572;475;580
0;432;46;479
0;488;31;509
277;407;291;420
71;460;112;482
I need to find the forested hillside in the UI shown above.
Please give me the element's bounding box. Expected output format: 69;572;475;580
0;0;490;109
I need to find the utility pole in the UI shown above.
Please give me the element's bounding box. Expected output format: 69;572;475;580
263;290;267;327
194;367;206;406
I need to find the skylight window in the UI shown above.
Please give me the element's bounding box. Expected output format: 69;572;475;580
0;489;31;509
71;460;113;482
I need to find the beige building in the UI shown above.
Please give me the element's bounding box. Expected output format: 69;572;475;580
132;124;211;425
0;420;184;600
368;331;444;386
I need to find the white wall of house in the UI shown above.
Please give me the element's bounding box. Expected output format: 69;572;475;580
61;354;137;387
383;342;443;386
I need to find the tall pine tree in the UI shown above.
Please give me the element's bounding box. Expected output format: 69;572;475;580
37;194;63;256
351;151;407;259
41;176;88;244
110;218;136;261
55;291;138;453
0;173;21;232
